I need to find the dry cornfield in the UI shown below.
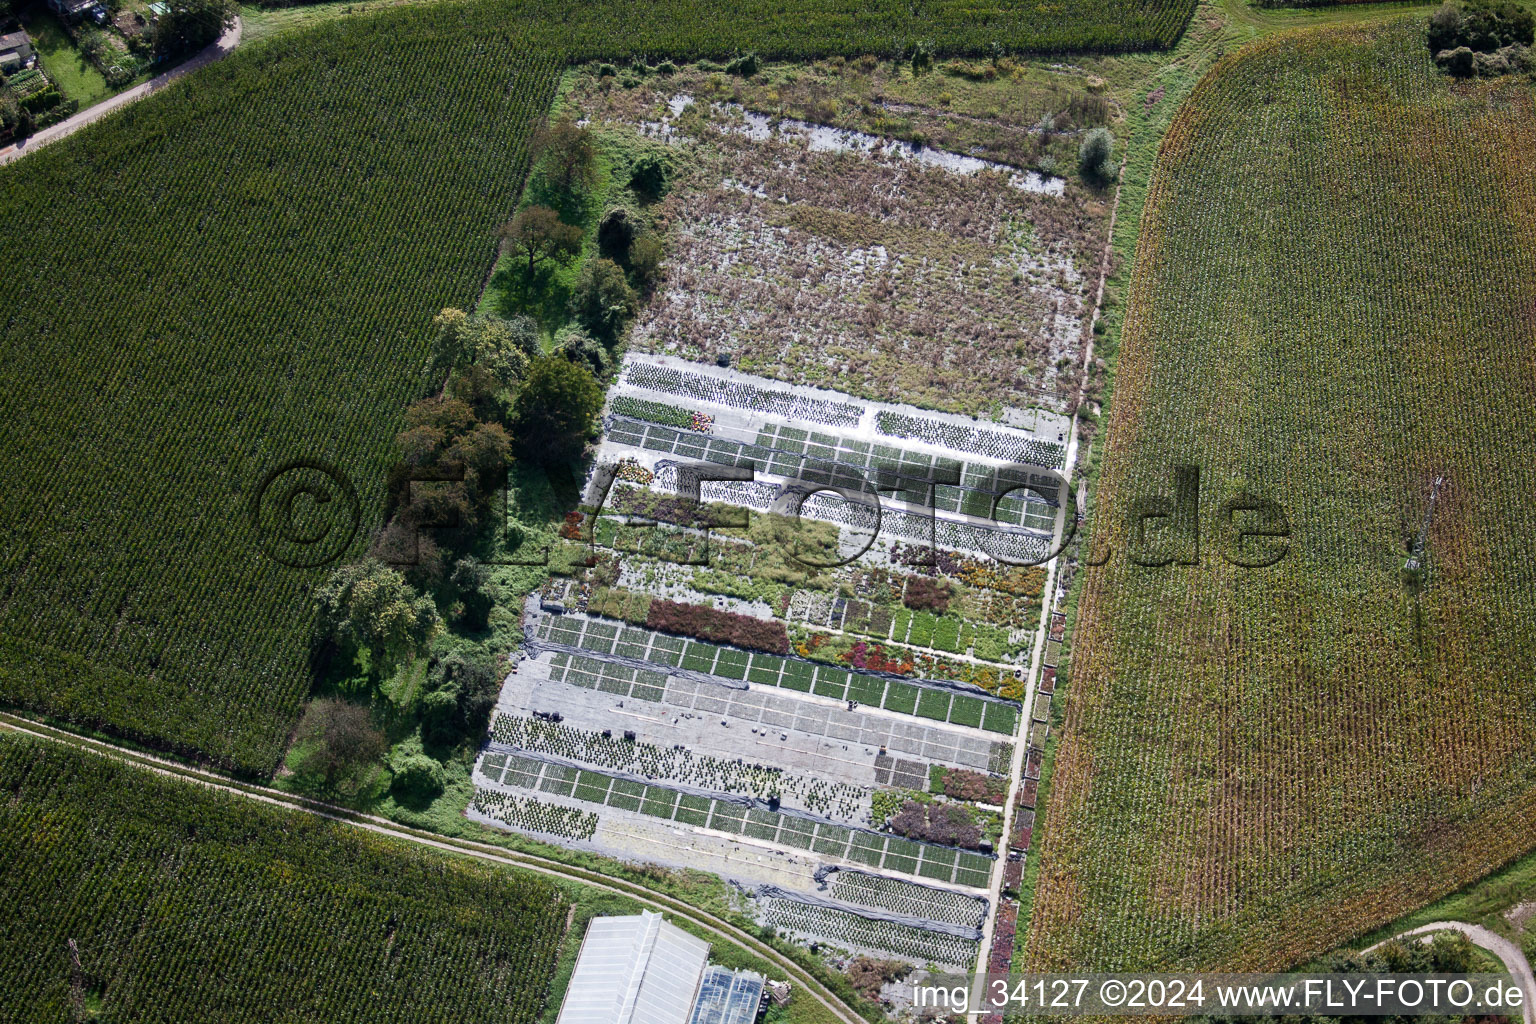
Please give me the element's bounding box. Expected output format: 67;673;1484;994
1025;19;1536;971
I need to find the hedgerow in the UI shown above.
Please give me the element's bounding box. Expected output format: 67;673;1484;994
647;597;790;655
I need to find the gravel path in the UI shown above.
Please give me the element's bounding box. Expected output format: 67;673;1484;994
1367;921;1535;1024
0;16;242;168
0;709;866;1024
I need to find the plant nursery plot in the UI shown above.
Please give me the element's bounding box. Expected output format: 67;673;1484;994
0;0;1190;773
0;738;567;1023
1026;21;1536;973
574;74;1114;417
760;896;979;967
916;688;953;721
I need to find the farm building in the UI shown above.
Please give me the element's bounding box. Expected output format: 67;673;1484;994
556;912;764;1024
0;31;33;72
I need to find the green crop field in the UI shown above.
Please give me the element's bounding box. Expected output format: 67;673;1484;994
0;0;1196;775
1024;19;1536;971
0;735;568;1022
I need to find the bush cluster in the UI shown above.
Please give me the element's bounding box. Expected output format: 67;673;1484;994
1428;0;1534;75
887;799;984;849
936;766;1008;805
902;576;953;613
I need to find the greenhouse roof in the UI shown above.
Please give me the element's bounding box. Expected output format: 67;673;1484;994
555;912;711;1024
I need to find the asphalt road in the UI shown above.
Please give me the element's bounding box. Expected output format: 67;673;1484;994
0;16;242;167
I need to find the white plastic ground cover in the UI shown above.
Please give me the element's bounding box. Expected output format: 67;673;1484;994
655;94;1066;197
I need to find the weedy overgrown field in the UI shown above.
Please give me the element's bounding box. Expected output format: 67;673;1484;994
0;736;568;1022
571;65;1111;414
0;0;1195;774
1024;18;1536;971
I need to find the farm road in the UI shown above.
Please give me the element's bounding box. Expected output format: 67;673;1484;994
0;710;866;1024
1367;922;1535;1024
0;17;242;167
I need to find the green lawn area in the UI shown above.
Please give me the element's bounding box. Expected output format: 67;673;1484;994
20;7;112;108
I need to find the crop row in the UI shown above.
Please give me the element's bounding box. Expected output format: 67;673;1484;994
1024;23;1536;971
826;870;987;929
0;737;567;1022
0;9;563;773
758;896;978;968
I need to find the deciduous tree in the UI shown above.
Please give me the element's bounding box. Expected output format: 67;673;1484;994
533;117;597;193
513;355;603;465
499;206;583;278
291;699;387;794
314;559;441;680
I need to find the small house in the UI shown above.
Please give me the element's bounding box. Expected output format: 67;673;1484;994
0;31;34;73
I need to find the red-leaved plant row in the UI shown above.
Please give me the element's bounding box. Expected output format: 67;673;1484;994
989;901;1018;974
645;598;790;655
939;767;1009;805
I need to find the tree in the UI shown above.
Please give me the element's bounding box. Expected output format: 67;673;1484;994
395;396;510;504
1078;126;1115;182
446;420;512;491
560;330;613;376
1429;1;1467;49
428;307;534;395
314;559;440;680
533;117;597;194
725;52;759;76
419;649;503;745
499;206;582;279
1429;0;1533;51
596;207;637;262
291;699;386;795
910;42;933;74
628;152;670;200
391;753;446;799
569;257;636;342
449;556;492;630
155;0;235;58
0;94;26;141
513;355;603;465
